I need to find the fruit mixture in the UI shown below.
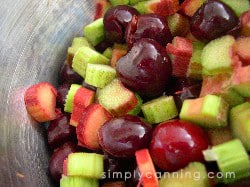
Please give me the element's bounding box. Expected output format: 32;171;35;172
24;0;250;186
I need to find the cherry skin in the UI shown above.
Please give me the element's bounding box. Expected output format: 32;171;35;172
116;38;172;98
150;120;209;171
126;13;172;48
98;115;152;158
58;63;83;85
49;142;77;182
104;5;139;43
190;0;238;42
47;114;76;149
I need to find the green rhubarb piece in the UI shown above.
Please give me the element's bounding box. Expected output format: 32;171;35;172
180;95;229;128
85;64;117;88
72;46;109;78
102;47;113;59
129;0;147;5
64;84;82;113
230;102;250;151
203;139;250;184
128;93;143;116
68;37;92;56
109;0;129;6
84;18;105;46
159;162;210;187
220;0;250;17
201;35;235;76
67;152;104;179
141;96;178;124
187;41;205;80
133;1;148;14
98;79;138;116
60;175;98;187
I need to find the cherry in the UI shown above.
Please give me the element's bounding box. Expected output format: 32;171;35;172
126;14;172;48
116;38;172;98
56;83;70;110
47;114;77;149
98;115;152;158
49;142;77;182
58;63;83;85
150;120;209;171
104;5;139;43
190;0;238;42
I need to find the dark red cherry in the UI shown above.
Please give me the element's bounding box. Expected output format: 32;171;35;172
190;0;238;42
98;115;152;158
126;14;172;48
150;120;209;172
58;63;83;85
56;83;70;110
104;5;139;43
47;114;77;149
116;38;172;98
49;142;77;182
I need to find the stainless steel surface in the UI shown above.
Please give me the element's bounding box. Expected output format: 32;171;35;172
0;0;94;186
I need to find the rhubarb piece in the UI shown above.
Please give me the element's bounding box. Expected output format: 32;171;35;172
84;18;105;46
110;44;127;67
187;41;205;79
94;0;111;20
230;102;250;151
67;152;104;178
206;127;233;146
159;162;210;187
233;37;250;65
102;181;126;187
67;37;92;66
70;87;95;127
240;11;250;36
167;13;190;37
200;74;244;107
141;96;178;124
85;64;116;88
109;0;129;6
98;79;138;116
203;139;250;184
201;35;235;76
135;149;158;187
232;65;250;97
127;93;143;116
180;0;204;17
60;175;98;187
64;84;81;113
134;0;180;16
129;0;146;5
180;95;229;128
220;0;250;17
72;46;109;78
24;82;60;122
102;47;113;59
76;104;112;150
166;37;193;77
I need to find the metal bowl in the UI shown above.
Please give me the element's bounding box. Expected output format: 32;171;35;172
0;0;94;186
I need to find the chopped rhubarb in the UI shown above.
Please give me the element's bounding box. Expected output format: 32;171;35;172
135;149;158;187
70;87;95;127
24;82;61;122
